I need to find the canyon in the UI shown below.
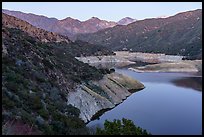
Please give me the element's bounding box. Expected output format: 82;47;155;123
2;7;202;135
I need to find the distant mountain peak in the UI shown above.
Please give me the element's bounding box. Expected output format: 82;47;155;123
117;17;137;25
60;17;81;23
123;17;134;20
86;17;101;22
91;17;100;19
63;17;73;20
156;15;169;18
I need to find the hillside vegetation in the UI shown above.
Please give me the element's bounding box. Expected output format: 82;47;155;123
77;9;202;59
2;14;113;134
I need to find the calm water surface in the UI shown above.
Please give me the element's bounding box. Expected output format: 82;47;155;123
87;68;202;135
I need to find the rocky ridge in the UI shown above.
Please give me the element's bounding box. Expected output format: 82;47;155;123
67;72;144;123
2;13;70;43
2;9;117;40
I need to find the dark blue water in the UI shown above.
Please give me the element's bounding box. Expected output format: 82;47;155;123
87;69;202;135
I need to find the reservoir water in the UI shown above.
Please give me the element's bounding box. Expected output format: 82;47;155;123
87;68;202;135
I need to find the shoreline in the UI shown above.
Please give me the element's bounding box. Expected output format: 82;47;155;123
67;72;145;123
128;67;199;73
128;60;202;75
85;86;145;124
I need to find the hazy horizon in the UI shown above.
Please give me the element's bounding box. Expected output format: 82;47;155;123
2;2;202;22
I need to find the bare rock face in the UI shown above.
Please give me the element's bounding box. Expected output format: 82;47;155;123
67;72;144;123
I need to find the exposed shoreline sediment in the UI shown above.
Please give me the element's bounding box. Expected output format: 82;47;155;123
67;72;145;123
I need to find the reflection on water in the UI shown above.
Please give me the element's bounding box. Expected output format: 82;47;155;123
116;68;202;92
87;69;202;135
172;77;202;92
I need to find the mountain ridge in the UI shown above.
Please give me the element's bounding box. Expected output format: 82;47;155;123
2;13;71;43
2;9;139;40
117;17;137;25
76;9;202;59
2;9;116;40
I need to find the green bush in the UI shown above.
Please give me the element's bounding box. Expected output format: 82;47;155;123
5;81;19;91
38;109;49;120
40;124;54;135
30;95;43;110
2;97;15;108
66;104;80;117
96;118;151;135
42;59;54;69
21;109;35;125
85;82;109;100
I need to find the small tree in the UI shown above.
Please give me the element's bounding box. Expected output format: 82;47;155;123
96;118;150;135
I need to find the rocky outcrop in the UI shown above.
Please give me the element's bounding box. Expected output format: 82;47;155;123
67;72;145;123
